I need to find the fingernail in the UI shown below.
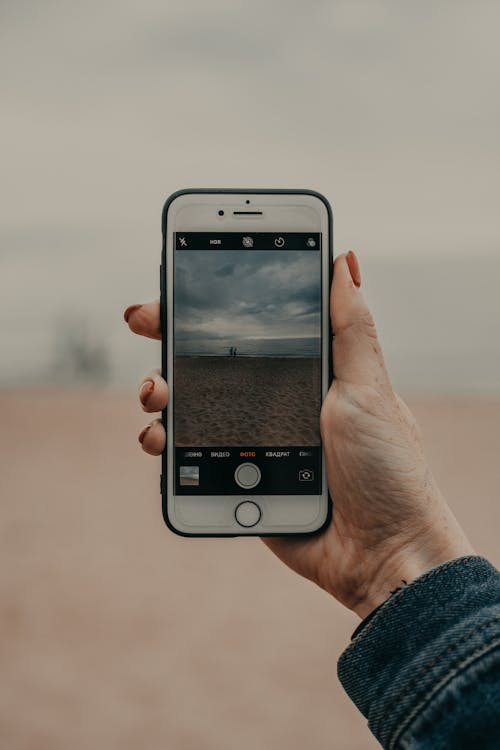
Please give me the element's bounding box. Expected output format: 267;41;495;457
139;379;154;406
138;423;153;444
124;304;143;323
346;251;361;288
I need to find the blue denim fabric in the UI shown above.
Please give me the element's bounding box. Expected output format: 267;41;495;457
337;556;500;748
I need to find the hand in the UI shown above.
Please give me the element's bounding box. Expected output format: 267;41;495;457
124;252;474;619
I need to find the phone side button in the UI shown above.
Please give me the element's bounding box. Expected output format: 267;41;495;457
235;501;262;528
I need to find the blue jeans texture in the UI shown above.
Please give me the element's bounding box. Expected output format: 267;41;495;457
337;556;500;748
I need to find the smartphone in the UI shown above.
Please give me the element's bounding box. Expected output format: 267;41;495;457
160;189;333;536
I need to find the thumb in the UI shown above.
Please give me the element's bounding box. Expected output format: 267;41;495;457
331;252;390;390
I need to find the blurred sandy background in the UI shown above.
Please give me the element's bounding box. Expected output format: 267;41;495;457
1;2;499;748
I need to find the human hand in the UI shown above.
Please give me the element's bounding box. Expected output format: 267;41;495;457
124;252;473;619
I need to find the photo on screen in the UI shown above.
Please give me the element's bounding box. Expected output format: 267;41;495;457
179;466;200;486
174;247;322;447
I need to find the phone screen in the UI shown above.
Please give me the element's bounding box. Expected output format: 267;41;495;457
173;231;323;496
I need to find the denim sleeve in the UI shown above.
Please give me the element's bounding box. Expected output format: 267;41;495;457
337;556;500;749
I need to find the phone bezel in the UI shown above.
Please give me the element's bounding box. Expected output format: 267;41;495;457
161;189;333;537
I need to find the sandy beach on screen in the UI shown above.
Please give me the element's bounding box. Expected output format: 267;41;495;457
174;355;322;446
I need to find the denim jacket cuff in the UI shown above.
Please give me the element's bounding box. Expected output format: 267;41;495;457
337;555;500;748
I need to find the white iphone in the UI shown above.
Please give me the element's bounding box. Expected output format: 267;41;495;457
160;189;333;536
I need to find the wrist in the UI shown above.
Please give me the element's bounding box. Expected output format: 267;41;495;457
351;533;475;620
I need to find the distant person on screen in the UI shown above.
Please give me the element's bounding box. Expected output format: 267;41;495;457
125;251;500;748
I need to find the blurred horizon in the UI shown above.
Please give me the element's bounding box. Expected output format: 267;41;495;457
2;255;499;394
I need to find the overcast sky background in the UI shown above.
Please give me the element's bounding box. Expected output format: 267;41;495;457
1;1;499;391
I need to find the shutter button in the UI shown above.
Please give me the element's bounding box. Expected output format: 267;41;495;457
234;462;261;489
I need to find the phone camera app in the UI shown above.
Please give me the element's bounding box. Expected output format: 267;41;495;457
174;230;322;496
298;469;314;481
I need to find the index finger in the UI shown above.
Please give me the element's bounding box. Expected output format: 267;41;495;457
124;300;161;340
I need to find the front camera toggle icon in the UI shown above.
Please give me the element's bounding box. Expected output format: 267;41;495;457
299;469;314;481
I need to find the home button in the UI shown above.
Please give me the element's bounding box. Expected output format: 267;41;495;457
235;501;262;528
234;462;261;489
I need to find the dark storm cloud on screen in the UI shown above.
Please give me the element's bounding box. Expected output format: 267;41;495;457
174;249;321;344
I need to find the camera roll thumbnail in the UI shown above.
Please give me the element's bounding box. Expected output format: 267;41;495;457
179;466;200;486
